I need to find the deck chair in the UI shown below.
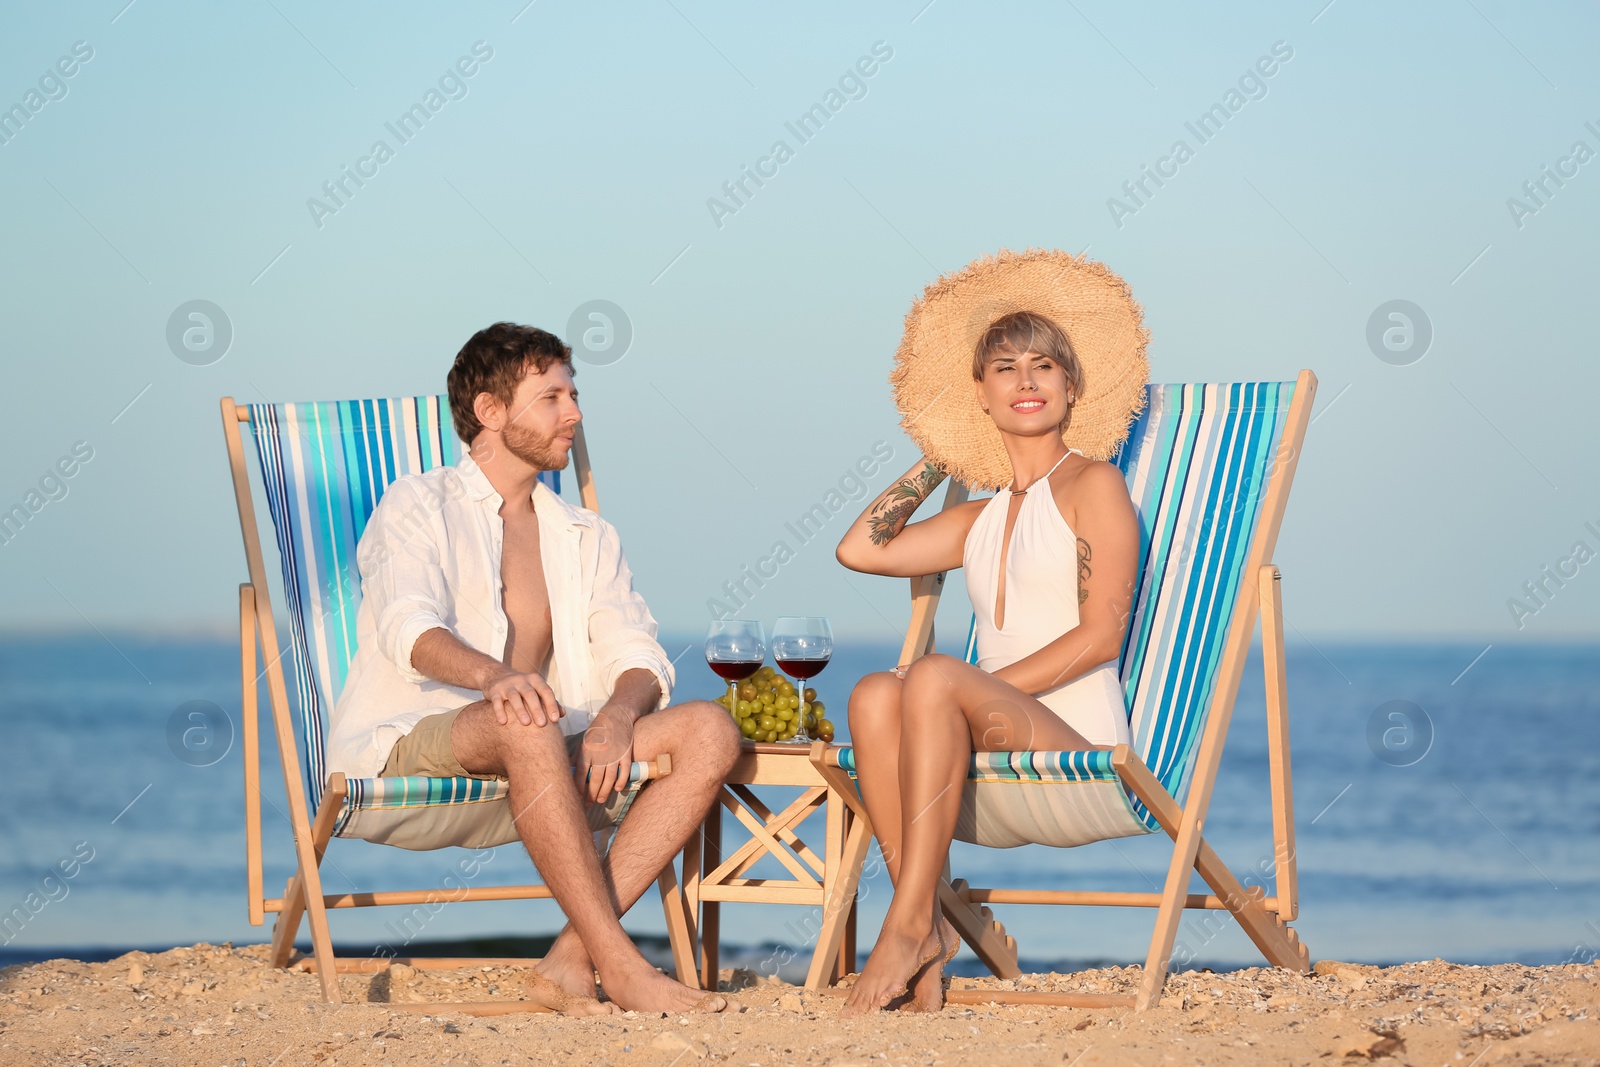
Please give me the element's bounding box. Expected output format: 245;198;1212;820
810;370;1317;1010
220;394;699;1005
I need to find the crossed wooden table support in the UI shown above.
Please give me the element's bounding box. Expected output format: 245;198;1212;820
673;740;872;991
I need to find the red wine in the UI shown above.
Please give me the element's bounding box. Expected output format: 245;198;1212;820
708;659;763;682
777;657;828;680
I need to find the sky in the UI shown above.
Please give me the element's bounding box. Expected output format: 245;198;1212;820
1;0;1597;646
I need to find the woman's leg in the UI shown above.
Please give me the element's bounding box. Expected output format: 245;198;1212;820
844;653;1100;1013
847;671;909;884
847;670;959;1010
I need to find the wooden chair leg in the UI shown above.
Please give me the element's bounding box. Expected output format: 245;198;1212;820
657;859;700;989
1194;849;1309;972
804;812;873;989
1260;563;1299;922
268;775;345;1002
1135;815;1201;1010
268;874;303;968
268;776;343;963
240;585;265;928
940;875;1019;979
1116;748;1310;1010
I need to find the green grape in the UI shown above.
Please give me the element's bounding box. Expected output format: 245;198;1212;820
757;714;778;733
759;691;775;706
739;716;758;738
756;666;775;681
775;707;793;722
737;700;753;716
811;700;826;717
738;682;757;701
816;719;835;742
803;712;817;730
778;680;796;696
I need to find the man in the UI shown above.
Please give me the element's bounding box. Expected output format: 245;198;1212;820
329;321;741;1014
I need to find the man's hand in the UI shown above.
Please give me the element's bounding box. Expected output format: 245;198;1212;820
482;668;563;727
575;705;636;803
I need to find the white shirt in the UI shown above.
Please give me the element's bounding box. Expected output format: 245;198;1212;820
327;451;675;779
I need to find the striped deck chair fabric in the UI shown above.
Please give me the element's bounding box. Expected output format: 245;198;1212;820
245;396;651;850
839;379;1299;849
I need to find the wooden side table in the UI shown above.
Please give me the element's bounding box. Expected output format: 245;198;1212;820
681;740;874;990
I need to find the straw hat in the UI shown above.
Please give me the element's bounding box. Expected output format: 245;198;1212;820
890;248;1150;491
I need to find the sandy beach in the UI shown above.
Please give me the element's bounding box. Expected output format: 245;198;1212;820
1;944;1595;1066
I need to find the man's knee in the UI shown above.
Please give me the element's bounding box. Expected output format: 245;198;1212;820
678;700;742;772
464;704;568;759
703;701;743;769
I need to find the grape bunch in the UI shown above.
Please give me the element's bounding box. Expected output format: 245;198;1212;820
713;665;835;743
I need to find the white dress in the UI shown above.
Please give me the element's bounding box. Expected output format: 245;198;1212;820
961;449;1131;747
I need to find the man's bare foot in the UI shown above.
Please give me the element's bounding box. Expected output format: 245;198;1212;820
599;964;735;1014
523;971;621;1016
841;921;943;1016
898;915;959;1012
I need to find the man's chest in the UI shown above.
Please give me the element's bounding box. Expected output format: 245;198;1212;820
499;514;552;612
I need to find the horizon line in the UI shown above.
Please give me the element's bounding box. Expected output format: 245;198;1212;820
0;625;1594;649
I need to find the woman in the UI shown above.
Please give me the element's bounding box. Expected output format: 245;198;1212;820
835;280;1147;1013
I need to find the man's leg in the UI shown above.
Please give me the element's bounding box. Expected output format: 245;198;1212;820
449;700;735;1013
533;700;741;994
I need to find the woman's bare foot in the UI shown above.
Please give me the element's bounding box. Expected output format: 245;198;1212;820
599;964;735;1014
841;920;943;1016
898;915;959;1012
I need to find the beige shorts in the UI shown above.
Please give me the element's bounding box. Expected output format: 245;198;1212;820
381;706;587;781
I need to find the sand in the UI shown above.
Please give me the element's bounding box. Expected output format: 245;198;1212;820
1;943;1596;1065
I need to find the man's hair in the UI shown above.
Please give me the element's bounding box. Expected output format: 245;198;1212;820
447;322;574;444
971;310;1084;401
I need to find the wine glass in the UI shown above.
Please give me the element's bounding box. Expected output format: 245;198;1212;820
705;620;766;727
770;616;833;743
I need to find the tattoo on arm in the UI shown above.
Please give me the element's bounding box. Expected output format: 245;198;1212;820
1076;536;1092;605
868;461;946;546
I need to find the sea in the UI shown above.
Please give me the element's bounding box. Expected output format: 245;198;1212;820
3;633;1597;981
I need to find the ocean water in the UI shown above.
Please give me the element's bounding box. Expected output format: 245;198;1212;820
2;632;1596;980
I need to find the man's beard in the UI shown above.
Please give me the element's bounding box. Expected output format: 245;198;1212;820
502;420;569;472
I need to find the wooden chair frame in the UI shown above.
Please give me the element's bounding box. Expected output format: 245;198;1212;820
811;370;1317;1011
221;397;700;1006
